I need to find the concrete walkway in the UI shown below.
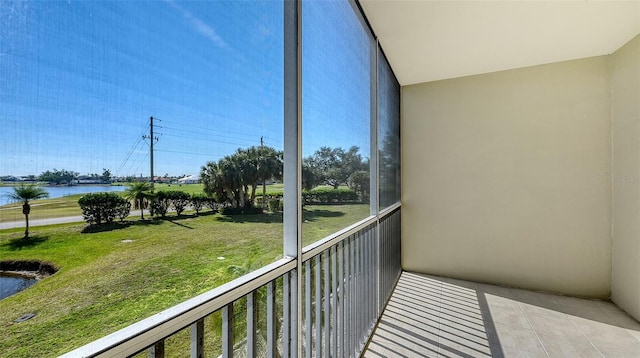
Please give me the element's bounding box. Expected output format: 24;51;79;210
0;210;147;230
0;216;85;230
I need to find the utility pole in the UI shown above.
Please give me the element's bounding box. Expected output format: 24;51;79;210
143;116;160;191
260;136;264;147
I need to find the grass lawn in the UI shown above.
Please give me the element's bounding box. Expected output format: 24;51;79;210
0;195;85;223
0;203;369;357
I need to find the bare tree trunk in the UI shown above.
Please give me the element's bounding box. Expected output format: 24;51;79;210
262;181;267;209
139;199;145;220
22;202;31;238
24;214;29;238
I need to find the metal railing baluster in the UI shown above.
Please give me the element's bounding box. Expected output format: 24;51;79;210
148;340;164;358
267;280;276;358
247;291;257;358
304;260;311;358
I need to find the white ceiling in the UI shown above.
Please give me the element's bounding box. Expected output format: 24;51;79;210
360;0;640;86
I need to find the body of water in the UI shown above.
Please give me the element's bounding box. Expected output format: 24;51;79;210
0;274;37;300
0;185;127;206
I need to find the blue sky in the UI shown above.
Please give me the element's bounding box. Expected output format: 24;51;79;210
0;0;371;177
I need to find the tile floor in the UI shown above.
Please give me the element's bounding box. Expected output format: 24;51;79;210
364;272;640;358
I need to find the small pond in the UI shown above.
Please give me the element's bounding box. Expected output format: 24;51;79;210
0;273;38;300
0;260;57;300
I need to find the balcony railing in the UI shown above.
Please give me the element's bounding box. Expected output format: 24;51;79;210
61;204;401;357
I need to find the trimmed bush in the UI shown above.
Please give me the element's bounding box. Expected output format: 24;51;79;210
150;191;170;217
302;188;359;204
221;204;263;215
168;191;191;216
190;193;208;214
268;197;282;213
78;192;131;225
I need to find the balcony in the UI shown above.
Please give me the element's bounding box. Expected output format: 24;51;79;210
62;205;401;357
61;200;640;357
4;1;638;357
366;273;640;358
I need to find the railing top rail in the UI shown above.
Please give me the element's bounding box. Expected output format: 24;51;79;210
60;257;296;358
379;202;401;220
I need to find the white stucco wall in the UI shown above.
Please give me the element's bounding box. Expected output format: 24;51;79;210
402;56;612;297
611;34;640;318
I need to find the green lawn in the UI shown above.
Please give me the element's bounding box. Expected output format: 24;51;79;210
0;195;85;223
0;203;369;357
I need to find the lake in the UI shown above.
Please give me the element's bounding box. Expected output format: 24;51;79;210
0;185;127;206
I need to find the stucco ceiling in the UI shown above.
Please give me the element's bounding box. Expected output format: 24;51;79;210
359;0;640;86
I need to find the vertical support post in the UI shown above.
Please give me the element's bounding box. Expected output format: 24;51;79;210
247;291;257;358
222;303;234;358
190;319;204;358
369;27;378;219
284;0;302;356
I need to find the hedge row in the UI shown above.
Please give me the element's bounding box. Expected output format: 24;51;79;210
260;188;360;206
303;188;359;204
151;191;193;217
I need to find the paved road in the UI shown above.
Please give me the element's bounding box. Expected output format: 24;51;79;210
0;210;147;230
0;216;85;230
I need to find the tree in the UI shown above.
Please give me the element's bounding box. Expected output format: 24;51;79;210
251;146;283;208
101;168;112;183
6;184;49;237
201;146;282;209
302;163;320;191
348;170;370;201
125;182;152;219
39;168;79;185
304;146;367;189
201;161;226;203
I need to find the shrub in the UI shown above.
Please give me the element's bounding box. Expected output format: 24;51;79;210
302;188;359;204
168;191;191;216
115;201;132;222
268;197;282;213
78;192;130;225
190;193;208;214
150;191;170;217
221;203;263;215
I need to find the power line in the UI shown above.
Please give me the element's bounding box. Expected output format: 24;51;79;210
160;119;277;142
115;136;144;176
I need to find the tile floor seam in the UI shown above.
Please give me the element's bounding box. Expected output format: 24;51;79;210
567;314;606;358
516;299;551;358
586;338;607;358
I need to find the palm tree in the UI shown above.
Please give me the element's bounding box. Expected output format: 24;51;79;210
249;146;283;208
6;184;49;238
125;182;152;220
